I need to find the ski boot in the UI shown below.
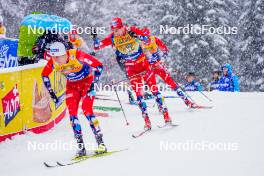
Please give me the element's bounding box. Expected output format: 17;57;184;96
95;133;107;154
144;114;152;130
75;147;87;158
162;108;172;124
175;87;197;108
184;99;198;108
74;135;87;159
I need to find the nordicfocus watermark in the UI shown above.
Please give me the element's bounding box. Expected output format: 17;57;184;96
160;24;238;35
93;82;174;92
27;24;106;35
160;140;239;152
27;140;97;151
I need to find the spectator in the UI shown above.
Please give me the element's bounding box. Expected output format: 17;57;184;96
208;70;221;91
184;72;203;91
32;30;71;62
219;63;240;92
0;15;6;38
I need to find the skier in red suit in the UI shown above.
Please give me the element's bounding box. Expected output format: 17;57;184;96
93;17;172;130
139;27;197;108
41;42;106;158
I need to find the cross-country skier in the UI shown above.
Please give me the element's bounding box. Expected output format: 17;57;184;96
93;17;172;129
184;72;203;91
208;70;221;91
41;42;106;158
138;27;197;108
68;28;91;53
218;63;240;92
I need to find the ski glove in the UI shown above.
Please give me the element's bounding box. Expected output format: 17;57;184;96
128;30;137;38
93;37;100;49
87;82;96;97
94;65;103;83
163;51;168;59
49;90;59;104
138;35;149;41
42;76;59;103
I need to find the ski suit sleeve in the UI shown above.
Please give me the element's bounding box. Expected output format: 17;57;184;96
41;59;54;92
77;50;103;79
155;37;169;53
94;33;114;50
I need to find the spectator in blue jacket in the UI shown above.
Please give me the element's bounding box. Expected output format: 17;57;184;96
219;63;240;92
209;70;221;91
184;72;203;91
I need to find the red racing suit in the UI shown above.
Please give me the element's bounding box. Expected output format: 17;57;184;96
94;27;172;123
41;49;103;117
141;36;178;90
94;26;159;97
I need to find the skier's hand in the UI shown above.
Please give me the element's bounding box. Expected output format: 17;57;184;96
93;37;100;49
89;51;96;56
49;90;59;104
128;30;137;38
138;35;149;41
163;52;168;59
94;66;103;83
87;82;96;97
91;28;97;39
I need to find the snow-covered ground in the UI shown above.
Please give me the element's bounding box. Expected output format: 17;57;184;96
0;91;263;176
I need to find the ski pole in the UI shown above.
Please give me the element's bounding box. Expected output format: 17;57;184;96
113;85;129;126
198;91;213;102
166;63;213;102
178;85;197;104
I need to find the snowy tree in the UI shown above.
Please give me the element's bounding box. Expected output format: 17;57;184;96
237;0;264;91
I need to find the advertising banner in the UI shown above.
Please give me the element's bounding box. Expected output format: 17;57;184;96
0;62;66;142
0;38;19;69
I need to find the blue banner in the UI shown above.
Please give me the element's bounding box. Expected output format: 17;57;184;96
0;38;19;69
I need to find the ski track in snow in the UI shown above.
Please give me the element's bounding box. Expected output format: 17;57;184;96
0;91;263;176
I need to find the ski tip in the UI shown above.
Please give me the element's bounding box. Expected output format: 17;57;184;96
132;134;137;138
191;105;214;109
43;162;50;167
157;123;179;128
56;162;65;166
43;162;56;168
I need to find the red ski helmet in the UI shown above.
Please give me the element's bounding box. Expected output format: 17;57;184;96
111;17;123;30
